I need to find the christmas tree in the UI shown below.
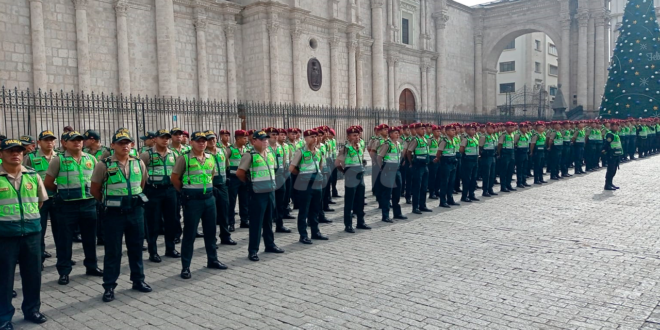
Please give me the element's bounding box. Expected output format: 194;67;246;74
599;0;660;119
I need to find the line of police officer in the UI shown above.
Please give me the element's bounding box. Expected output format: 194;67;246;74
2;117;658;329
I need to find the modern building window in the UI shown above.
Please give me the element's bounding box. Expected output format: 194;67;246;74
500;83;516;93
549;86;558;96
535;40;541;51
549;64;559;76
499;61;515;72
548;44;558;56
504;40;516;50
535;62;541;73
402;18;410;45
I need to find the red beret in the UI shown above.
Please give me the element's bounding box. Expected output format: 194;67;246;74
247;129;256;135
402;124;409;129
234;130;247;137
278;128;287;134
219;129;230;135
347;127;360;134
295;128;302;134
504;122;516;127
388;127;400;134
181;131;190;137
329;128;336;136
264;127;278;134
303;129;318;137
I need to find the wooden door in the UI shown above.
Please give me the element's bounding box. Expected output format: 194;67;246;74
399;89;416;124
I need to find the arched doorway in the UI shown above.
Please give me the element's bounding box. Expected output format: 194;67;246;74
399;89;415;124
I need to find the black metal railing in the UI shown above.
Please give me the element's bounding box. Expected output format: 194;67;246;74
1;87;549;148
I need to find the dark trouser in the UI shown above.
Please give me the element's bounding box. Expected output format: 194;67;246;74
103;205;145;289
343;169;366;228
549;146;562;178
404;161;413;200
590;143;602;168
399;160;407;197
371;161;380;195
499;152;515;190
144;186;177;256
438;158;457;204
174;192;183;239
322;171;331;210
274;180;286;229
561;144;572;175
290;173;299;208
480;155;496;193
379;165;402;219
213;184;232;240
296;180;322;238
54;198;98;276
427;162;439;197
515;150;529;186
605;156;620;186
411;162;429;210
0;233;41;323
181;196;218;269
39;199;55;259
248;191;276;254
628;137;636;158
533;150;545;182
573;144;585;172
96;200;105;242
640;138;648;156
461;158;478;199
330;167;339;196
454;156;462;191
283;176;293;212
228;175;249;225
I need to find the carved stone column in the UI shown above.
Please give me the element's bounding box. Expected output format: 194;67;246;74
587;14;594;110
194;8;208;100
387;56;395;109
291;19;304;105
28;0;47;92
559;15;571;104
225;21;237;102
330;32;341;107
73;0;90;92
421;61;428;111
371;0;386;108
115;0;130;95
594;12;607;107
577;10;589;108
433;11;448;112
268;18;280;103
356;46;364;108
155;0;177;97
474;33;483;114
348;35;358;108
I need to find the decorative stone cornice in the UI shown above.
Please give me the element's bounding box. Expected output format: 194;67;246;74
372;0;385;9
114;0;128;17
193;7;207;31
224;23;236;39
432;11;449;30
72;0;88;10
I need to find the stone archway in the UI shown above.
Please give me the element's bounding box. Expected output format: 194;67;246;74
399;88;416;124
475;0;609;116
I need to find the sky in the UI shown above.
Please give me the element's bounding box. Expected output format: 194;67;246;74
454;0;495;6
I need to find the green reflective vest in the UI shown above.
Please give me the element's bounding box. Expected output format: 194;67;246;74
249;151;276;193
611;134;623;156
516;133;530;149
535;132;546;150
590;128;603;142
298;148;322;182
111;148;139;158
344;144;364;171
56;153;96;201
483;134;496;150
575;129;586;143
442;137;456;156
104;159;143;207
429;138;439;156
84;146;110;161
0;170;41;237
502;133;514;150
228;145;245;175
209;149;227;186
383;139;400;164
147;149;176;185
553;131;563;146
182;153;215;195
464;136;479;156
28;152;55;197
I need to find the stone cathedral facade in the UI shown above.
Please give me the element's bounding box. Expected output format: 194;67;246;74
0;0;612;115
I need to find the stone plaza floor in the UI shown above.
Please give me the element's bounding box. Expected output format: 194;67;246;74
9;156;660;330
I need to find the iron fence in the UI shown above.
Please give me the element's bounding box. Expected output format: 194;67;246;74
1;87;549;148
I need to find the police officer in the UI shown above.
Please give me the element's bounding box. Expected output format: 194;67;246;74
376;127;408;222
139;131;157;153
204;131;236;246
479;123;498;197
327;128;340;198
497;122;517;192
44;131;103;285
227;130;250;231
547;121;563;180
265;127;291;233
603;121;623;190
290;129;329;244
236;130;285;261
83;130;111;161
561;121;573;178
90;131;152;302
529;122;547;185
171;131;228;278
19;136;36;154
427;125;441;200
434;124;459;208
513;124;531;188
335;127;369;233
572;121;587;174
278;128;297;219
23;130;58;263
459;124;480;202
0;139;49;329
140;129;181;262
406;123;432;214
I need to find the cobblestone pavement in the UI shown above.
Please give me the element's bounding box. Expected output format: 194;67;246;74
9;156;660;330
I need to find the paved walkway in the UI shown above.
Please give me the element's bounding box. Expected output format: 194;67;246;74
10;156;660;330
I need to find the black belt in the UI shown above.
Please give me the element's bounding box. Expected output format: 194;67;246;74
146;184;173;190
182;192;213;201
